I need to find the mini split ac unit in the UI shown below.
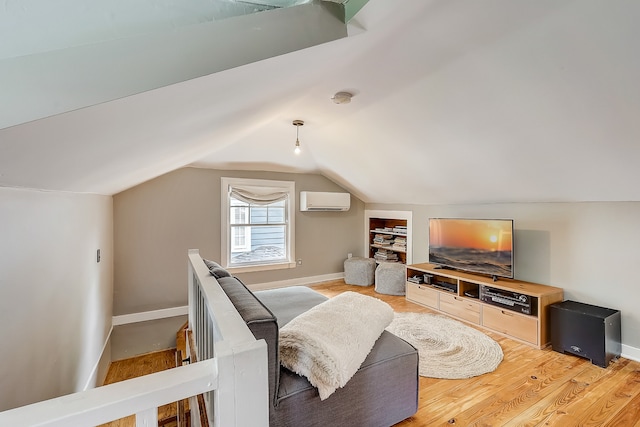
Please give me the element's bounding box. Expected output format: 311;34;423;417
300;191;350;211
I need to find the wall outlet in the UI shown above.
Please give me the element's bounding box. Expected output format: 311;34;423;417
97;249;101;263
297;259;302;265
347;253;352;259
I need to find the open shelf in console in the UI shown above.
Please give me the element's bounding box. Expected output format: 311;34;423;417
430;275;457;293
460;281;480;299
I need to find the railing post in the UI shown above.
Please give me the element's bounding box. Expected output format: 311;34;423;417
212;340;268;427
231;341;269;427
188;249;198;337
135;408;157;427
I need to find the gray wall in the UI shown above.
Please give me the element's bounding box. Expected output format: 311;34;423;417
113;167;364;316
110;315;188;361
367;201;640;351
0;187;113;411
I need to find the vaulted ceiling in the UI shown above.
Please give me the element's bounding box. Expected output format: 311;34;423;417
2;0;639;205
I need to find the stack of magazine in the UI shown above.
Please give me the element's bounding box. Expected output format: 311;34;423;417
373;234;394;246
392;236;406;251
374;249;399;262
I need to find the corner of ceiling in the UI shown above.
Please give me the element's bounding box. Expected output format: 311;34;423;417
343;0;370;22
319;0;370;23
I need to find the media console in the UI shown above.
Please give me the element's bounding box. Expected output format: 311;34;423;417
405;263;564;349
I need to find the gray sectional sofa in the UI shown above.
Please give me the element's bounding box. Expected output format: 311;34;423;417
209;261;419;427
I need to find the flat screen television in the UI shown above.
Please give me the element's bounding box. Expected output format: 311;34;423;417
428;218;514;279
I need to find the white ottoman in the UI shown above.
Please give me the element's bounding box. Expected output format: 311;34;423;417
375;263;406;295
344;257;376;286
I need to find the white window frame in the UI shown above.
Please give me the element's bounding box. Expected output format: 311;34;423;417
221;177;296;273
231;225;252;253
229;200;252;252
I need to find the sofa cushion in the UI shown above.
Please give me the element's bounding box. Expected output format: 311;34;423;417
214;276;280;411
254;286;328;327
202;258;231;279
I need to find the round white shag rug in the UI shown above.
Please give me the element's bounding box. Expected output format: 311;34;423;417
386;312;503;379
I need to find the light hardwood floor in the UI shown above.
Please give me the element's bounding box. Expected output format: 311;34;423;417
311;281;640;427
99;349;179;427
102;280;640;426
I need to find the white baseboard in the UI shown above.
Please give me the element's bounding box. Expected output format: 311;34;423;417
110;273;343;327
247;272;344;291
622;344;640;362
112;306;189;326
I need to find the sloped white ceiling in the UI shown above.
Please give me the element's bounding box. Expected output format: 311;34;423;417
1;0;639;204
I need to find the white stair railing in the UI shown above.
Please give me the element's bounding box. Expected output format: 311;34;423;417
187;249;269;427
0;249;268;427
0;359;218;427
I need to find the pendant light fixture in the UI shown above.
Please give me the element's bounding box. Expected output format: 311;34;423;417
293;119;304;155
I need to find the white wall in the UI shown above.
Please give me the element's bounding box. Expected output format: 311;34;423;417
367;201;640;356
0;187;113;411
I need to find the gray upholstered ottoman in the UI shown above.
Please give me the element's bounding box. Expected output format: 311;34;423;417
344;257;376;286
375;262;406;295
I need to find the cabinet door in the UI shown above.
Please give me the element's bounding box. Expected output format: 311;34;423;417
483;305;538;345
439;293;481;324
406;283;438;309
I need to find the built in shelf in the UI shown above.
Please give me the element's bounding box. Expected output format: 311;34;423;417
369;218;408;264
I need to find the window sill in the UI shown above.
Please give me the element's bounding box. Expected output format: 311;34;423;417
226;261;296;274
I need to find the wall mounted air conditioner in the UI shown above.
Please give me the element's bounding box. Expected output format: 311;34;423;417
300;191;350;211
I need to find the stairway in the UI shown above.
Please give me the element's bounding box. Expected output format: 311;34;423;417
98;322;191;427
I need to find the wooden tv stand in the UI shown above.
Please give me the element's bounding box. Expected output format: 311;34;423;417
405;263;563;349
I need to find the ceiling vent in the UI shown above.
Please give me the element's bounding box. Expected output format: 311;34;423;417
300;191;350;211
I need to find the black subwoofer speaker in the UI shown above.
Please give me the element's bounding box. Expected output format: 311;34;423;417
550;300;621;368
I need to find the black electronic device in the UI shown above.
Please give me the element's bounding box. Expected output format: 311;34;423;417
431;281;457;293
480;285;537;315
550;300;621;368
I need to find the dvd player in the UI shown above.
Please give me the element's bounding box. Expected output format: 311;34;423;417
432;281;457;293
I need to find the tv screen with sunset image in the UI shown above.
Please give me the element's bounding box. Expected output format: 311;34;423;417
428;218;514;279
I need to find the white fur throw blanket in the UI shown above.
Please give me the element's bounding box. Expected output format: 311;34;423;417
279;291;394;400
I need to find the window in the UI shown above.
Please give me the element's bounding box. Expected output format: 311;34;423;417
221;177;296;272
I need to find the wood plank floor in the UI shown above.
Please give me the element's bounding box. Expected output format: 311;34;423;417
311;280;640;427
98;349;179;427
101;280;640;426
